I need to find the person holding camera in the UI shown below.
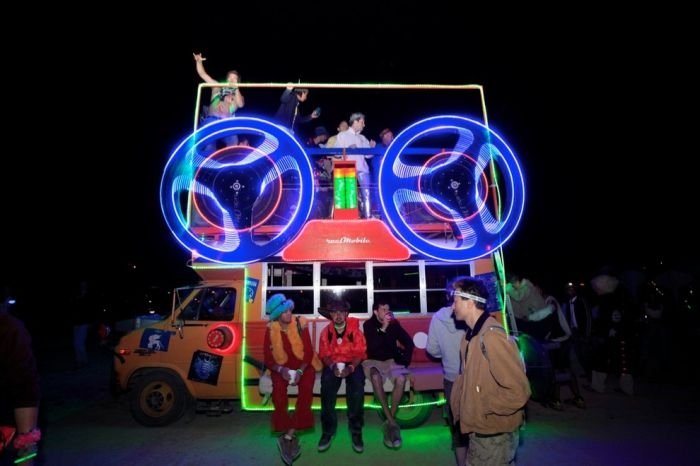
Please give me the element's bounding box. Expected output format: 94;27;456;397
273;84;320;133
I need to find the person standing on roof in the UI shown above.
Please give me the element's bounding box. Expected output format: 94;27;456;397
193;53;245;151
274;84;320;133
335;112;377;218
193;53;245;118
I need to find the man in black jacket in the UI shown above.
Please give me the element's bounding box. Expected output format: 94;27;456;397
362;301;414;449
273;85;320;133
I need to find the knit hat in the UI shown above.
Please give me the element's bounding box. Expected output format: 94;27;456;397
266;293;294;320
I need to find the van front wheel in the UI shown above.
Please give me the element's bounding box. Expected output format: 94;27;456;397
130;371;188;426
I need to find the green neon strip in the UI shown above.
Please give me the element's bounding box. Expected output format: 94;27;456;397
241;267;250;409
245;397;445;412
493;250;509;335
14;452;37;464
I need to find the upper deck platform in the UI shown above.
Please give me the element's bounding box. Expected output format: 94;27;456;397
161;83;526;265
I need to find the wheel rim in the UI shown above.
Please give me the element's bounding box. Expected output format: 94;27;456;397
394;391;428;423
139;380;176;417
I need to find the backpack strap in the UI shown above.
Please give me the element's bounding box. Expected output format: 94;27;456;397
480;325;507;361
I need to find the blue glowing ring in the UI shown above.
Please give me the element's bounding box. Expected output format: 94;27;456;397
378;115;525;262
160;117;314;264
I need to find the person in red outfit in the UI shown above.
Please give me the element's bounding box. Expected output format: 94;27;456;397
263;294;315;465
317;300;367;454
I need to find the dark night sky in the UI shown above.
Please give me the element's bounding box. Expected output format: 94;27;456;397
4;6;698;300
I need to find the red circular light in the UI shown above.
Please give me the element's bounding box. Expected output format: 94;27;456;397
207;326;233;349
207;329;225;348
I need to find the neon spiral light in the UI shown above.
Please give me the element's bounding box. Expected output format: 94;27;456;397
160;117;314;264
417;151;489;222
378;115;525;262
191;147;283;233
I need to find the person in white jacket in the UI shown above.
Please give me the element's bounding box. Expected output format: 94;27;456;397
335;113;376;218
427;288;469;466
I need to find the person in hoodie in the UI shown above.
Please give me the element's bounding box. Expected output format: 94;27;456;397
427;282;469;466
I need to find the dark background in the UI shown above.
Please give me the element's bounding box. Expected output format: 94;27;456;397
3;6;697;325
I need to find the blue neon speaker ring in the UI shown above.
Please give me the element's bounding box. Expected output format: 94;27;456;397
160;117;314;264
378;115;525;262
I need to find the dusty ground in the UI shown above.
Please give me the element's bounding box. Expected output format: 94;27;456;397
9;348;700;465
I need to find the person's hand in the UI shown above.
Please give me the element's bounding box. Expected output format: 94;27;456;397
340;364;355;378
312;108;321;118
288;368;299;386
333;362;346;377
193;53;206;63
278;366;291;381
369;140;377;148
383;311;394;330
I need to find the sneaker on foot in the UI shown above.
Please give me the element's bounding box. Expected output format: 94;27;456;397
390;423;402;448
290;436;301;460
317;433;332;452
351;433;364;453
277;434;293;465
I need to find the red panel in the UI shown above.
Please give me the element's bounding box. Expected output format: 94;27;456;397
282;219;410;262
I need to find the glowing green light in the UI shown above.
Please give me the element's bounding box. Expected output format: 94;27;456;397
14;452;38;464
241;267;250;410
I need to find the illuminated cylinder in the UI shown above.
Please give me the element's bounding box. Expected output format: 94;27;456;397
345;167;358;209
333;168;347;208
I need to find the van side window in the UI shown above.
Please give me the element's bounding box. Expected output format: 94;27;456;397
177;287;236;321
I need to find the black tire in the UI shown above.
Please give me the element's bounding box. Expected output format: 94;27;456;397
376;390;435;428
129;371;188;427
